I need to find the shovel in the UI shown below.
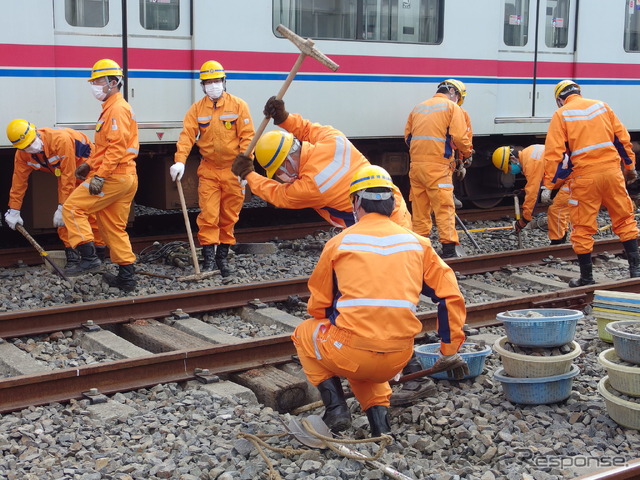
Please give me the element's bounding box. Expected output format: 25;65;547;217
15;224;80;293
175;179;216;282
284;415;414;480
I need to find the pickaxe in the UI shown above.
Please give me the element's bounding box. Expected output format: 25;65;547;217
242;24;339;157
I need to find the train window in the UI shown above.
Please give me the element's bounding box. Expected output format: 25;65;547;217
65;0;109;28
503;0;530;47
544;0;569;48
624;1;640;52
273;0;443;44
140;0;180;31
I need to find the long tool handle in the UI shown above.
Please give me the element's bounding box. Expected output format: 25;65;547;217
176;180;201;275
243;53;307;157
514;195;523;249
334;444;414;480
455;214;481;251
16;224;78;292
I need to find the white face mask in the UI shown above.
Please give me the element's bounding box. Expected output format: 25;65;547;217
91;84;107;101
204;83;224;99
24;136;44;154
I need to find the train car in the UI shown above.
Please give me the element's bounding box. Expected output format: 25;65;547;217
1;0;639;230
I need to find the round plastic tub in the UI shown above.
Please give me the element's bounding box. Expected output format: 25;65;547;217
493;336;581;378
414;342;492;380
493;364;579;405
596;316;615;343
598;348;640;397
605;320;640;365
496;309;582;347
598;376;640;430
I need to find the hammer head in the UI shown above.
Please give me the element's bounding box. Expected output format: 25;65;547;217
276;24;339;72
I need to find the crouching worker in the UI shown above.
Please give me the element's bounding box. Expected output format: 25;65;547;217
292;166;469;438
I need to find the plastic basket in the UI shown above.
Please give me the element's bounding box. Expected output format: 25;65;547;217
605;321;640;365
496;309;582;347
598;376;640;430
414;342;492;380
493;364;579;405
596;316;615;343
598;348;640;397
43;250;66;273
493;336;581;378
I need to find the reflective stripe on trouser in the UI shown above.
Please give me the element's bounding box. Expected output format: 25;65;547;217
409;161;459;243
196;164;244;246
547;186;571;241
62;174;138;264
291;318;413;411
57;214;105;248
568;169;639;254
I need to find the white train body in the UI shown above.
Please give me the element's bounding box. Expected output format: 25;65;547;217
1;0;639;209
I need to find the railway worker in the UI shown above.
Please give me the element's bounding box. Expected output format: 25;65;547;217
169;60;254;277
4;119;107;268
543;80;640;287
404;79;473;258
492;145;570;244
230;97;412;230
62;59;139;292
290;165;468;437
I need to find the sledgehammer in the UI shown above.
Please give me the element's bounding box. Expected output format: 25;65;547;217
242;24;339;157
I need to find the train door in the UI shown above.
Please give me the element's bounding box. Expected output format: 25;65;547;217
495;0;577;125
53;0;193;133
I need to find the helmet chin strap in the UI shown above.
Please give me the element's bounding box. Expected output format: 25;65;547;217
352;194;362;222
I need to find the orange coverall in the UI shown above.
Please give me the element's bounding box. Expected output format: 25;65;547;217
246;114;412;229
62;92;139;265
405;93;472;242
9;128;104;248
518;144;570;242
543;95;638;254
292;212;466;410
175;93;254;246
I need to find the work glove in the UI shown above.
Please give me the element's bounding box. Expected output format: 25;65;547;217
232;154;254;180
263;96;289;125
540;187;553;205
4;209;23;230
455;165;466;180
75;162;90;180
88;176;105;195
461;155;473;168
514;217;529;234
53;204;65;228
170;162;185;182
625;168;638;185
432;351;470;380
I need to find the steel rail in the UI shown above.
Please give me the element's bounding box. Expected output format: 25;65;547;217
572;459;640;480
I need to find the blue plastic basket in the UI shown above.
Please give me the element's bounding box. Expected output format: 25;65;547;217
605;320;640;365
414;342;492;380
493;364;579;405
496;308;582;347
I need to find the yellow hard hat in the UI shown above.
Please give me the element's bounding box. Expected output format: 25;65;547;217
554;80;580;100
200;60;225;81
88;59;123;82
255;130;295;178
6;119;37;149
439;78;467;105
492;146;513;174
349;165;398;197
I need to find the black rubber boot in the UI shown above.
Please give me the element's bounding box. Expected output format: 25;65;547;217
317;377;351;433
441;243;457;259
390;354;436;407
64;247;81;269
201;245;215;271
64;242;102;276
366;405;391;437
549;233;567;245
568;253;595;287
622;238;640;278
103;264;136;292
215;244;232;277
95;245;107;262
